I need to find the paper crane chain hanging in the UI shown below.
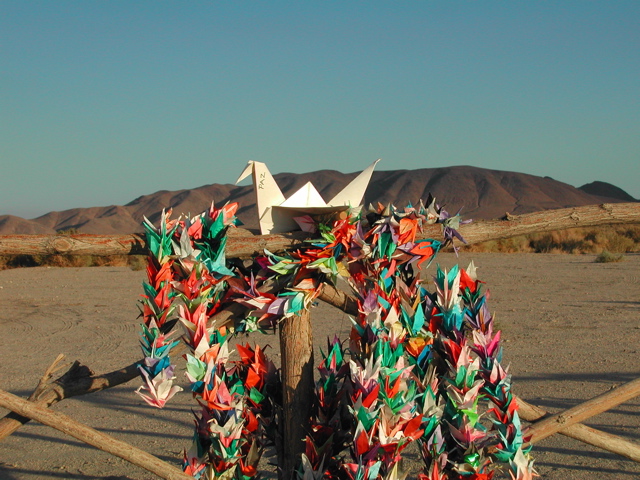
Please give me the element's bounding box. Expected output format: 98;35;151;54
134;161;535;480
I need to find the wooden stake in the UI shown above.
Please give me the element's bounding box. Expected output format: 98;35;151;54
527;377;640;444
0;389;193;480
29;353;68;401
279;309;314;480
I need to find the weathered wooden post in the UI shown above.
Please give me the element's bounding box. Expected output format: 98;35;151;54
278;309;315;480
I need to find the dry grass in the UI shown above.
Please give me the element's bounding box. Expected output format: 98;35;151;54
0;254;147;271
462;225;640;254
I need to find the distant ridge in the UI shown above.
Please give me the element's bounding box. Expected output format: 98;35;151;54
578;181;637;202
0;215;54;235
0;166;635;235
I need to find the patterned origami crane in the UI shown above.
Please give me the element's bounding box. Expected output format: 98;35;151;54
236;159;380;234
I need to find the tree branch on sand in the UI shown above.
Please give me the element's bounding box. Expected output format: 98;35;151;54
0;388;193;480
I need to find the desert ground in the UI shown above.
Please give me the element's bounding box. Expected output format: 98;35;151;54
0;252;639;479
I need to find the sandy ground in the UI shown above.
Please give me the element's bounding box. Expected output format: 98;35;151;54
0;252;639;480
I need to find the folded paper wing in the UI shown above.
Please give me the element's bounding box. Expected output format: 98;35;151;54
236;159;380;234
327;159;380;207
236;161;286;235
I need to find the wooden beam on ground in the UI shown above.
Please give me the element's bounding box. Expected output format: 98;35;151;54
0;300;271;441
517;396;640;463
0;360;140;440
0;389;193;480
1;203;638;257
526;377;640;444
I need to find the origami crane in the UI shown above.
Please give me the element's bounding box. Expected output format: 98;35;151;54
236;159;380;234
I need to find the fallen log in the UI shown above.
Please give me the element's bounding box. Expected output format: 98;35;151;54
1;203;638;257
0;389;192;480
460;202;640;246
0;228;309;258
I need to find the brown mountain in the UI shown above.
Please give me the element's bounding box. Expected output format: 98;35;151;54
0;215;55;235
0;166;634;235
578;181;637;202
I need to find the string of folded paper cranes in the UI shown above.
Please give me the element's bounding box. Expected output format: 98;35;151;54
136;197;535;480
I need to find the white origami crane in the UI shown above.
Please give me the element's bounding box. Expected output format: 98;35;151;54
236;159;380;234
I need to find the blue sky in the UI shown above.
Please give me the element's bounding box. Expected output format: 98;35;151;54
2;2;639;218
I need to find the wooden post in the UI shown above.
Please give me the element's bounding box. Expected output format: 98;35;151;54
279;309;315;480
527;377;640;444
0;389;193;480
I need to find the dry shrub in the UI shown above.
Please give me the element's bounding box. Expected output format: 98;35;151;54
594;225;640;253
56;228;80;235
463;235;532;253
603;231;636;253
624;226;640;243
529;230;591;254
126;255;147;270
0;254;43;269
595;250;624;263
44;255;94;268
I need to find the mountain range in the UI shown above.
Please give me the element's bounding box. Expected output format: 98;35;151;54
0;166;636;235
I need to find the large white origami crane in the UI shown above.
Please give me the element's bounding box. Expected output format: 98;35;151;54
236;159;380;234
